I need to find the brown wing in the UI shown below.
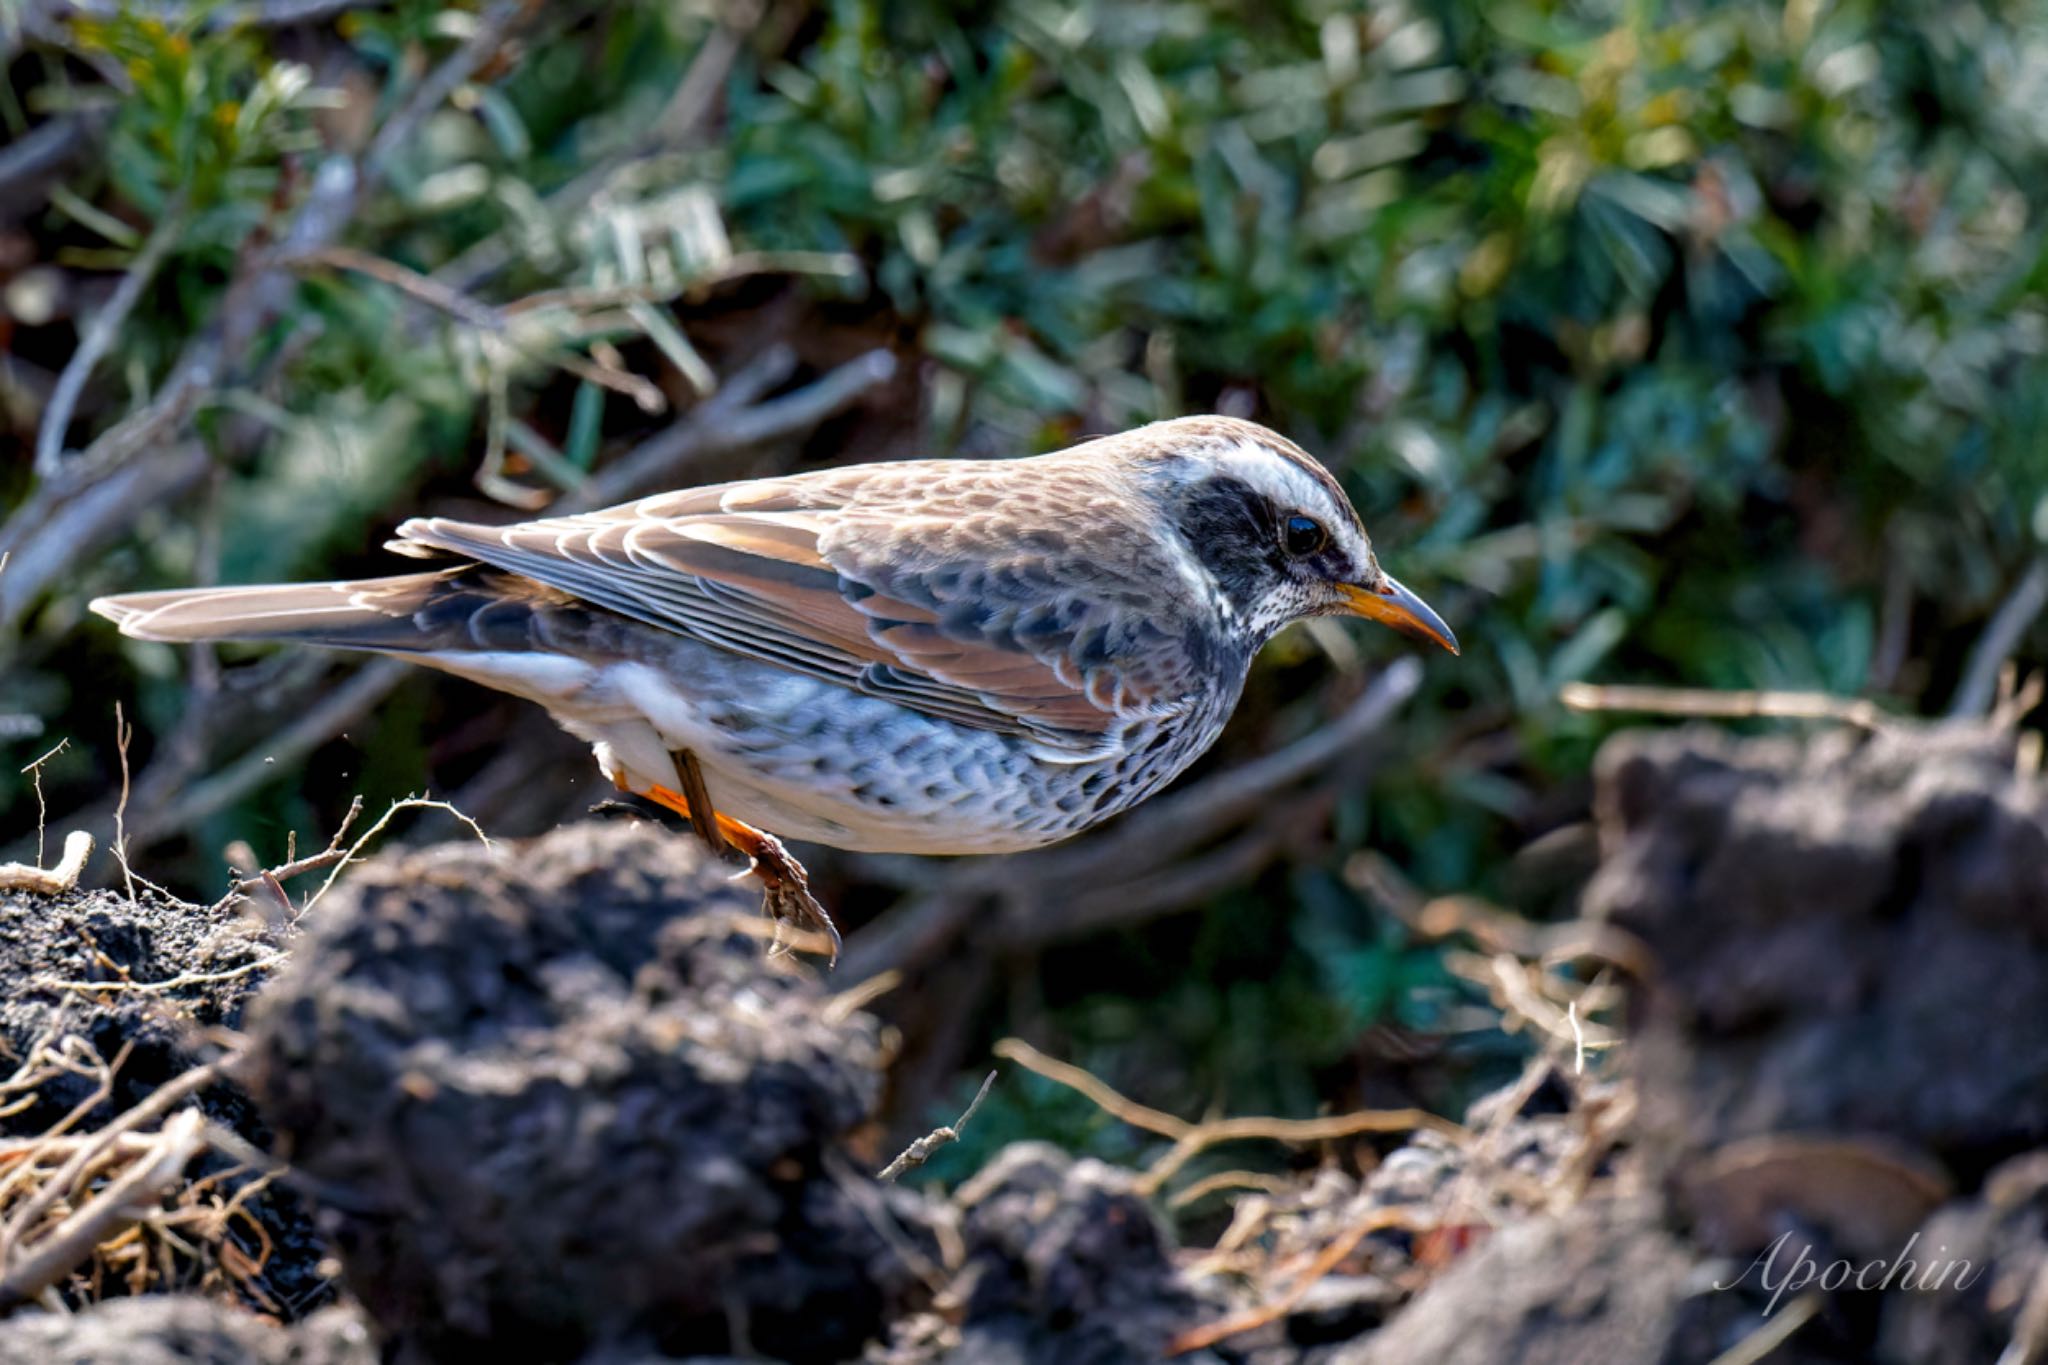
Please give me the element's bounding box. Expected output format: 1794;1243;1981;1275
388;457;1204;755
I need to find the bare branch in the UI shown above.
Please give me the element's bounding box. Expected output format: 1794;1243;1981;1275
1559;681;1890;729
878;1070;996;1183
33;204;187;477
278;244;505;332
1950;558;2048;719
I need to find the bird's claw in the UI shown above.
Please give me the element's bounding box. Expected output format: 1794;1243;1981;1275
734;829;840;967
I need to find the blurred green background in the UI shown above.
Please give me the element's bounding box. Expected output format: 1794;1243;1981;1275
4;0;2045;1176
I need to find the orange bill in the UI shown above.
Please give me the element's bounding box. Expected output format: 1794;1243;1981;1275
1339;574;1459;655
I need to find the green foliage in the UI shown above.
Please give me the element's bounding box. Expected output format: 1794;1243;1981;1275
10;0;2048;1158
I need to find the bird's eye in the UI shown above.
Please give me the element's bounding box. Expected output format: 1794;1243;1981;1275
1282;514;1328;558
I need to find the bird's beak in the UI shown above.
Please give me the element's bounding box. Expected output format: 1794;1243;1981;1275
1339;574;1459;655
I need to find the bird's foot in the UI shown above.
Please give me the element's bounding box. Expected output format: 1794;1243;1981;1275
638;771;841;966
722;825;840;966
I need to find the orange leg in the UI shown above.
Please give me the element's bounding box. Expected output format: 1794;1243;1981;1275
629;759;840;965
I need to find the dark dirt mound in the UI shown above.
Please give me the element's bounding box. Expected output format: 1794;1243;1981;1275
6;720;2047;1364
1330;1197;1699;1365
1588;723;2048;1172
0;881;272;1133
0;877;327;1316
877;1142;1217;1364
244;818;941;1365
1361;721;2048;1363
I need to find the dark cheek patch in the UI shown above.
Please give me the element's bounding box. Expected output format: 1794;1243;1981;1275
1174;477;1289;616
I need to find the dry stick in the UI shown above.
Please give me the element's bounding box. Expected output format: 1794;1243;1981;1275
297;795;492;919
0;830;95;896
0;1108;207;1312
992;1039;1189;1138
16;739;67;866
878;1070;997;1183
220;793;365;912
1704;1290;1825;1365
111;704;136;905
1165;1204;1443;1355
991;1038;1466;1198
0;1053;228;1271
278;245;505;333
1166;1169;1294;1209
0;1133;158;1161
1141;1106;1469;1197
1558;681;1888;729
0;1041;131;1251
39;957;287;998
33;203;187;478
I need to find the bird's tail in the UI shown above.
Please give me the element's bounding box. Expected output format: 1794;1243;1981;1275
90;572;462;651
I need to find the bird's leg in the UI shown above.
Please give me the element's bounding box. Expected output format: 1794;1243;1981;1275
627;752;841;966
674;748;729;856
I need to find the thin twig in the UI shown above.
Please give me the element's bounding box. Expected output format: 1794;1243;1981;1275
0;1052;227;1273
278;244;504;332
1165;1204;1441;1354
0;1109;207;1312
1559;681;1888;729
1166;1170;1294;1209
993;1039;1189;1138
297;795;493;920
111;703;136;906
879;1070;997;1183
1141;1107;1469;1197
992;1037;1465;1198
34;203;186;477
217;794;364;914
39;957;287;998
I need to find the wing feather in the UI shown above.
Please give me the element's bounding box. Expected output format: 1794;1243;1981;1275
391;459;1201;754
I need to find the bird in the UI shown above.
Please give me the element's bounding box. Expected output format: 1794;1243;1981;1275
91;415;1456;960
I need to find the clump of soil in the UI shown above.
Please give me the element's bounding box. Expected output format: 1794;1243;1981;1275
243;818;940;1365
1587;723;2048;1171
4;720;2047;1364
878;1142;1217;1363
1357;721;2048;1362
0;881;273;1132
0;877;326;1316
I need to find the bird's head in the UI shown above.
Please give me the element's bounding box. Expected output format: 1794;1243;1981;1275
1138;415;1458;654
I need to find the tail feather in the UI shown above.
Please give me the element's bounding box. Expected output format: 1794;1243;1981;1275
90;572;459;649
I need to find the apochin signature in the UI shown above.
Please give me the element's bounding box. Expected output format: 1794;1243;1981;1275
1717;1230;1982;1316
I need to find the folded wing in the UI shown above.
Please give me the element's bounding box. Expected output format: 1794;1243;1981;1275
390;467;1199;758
